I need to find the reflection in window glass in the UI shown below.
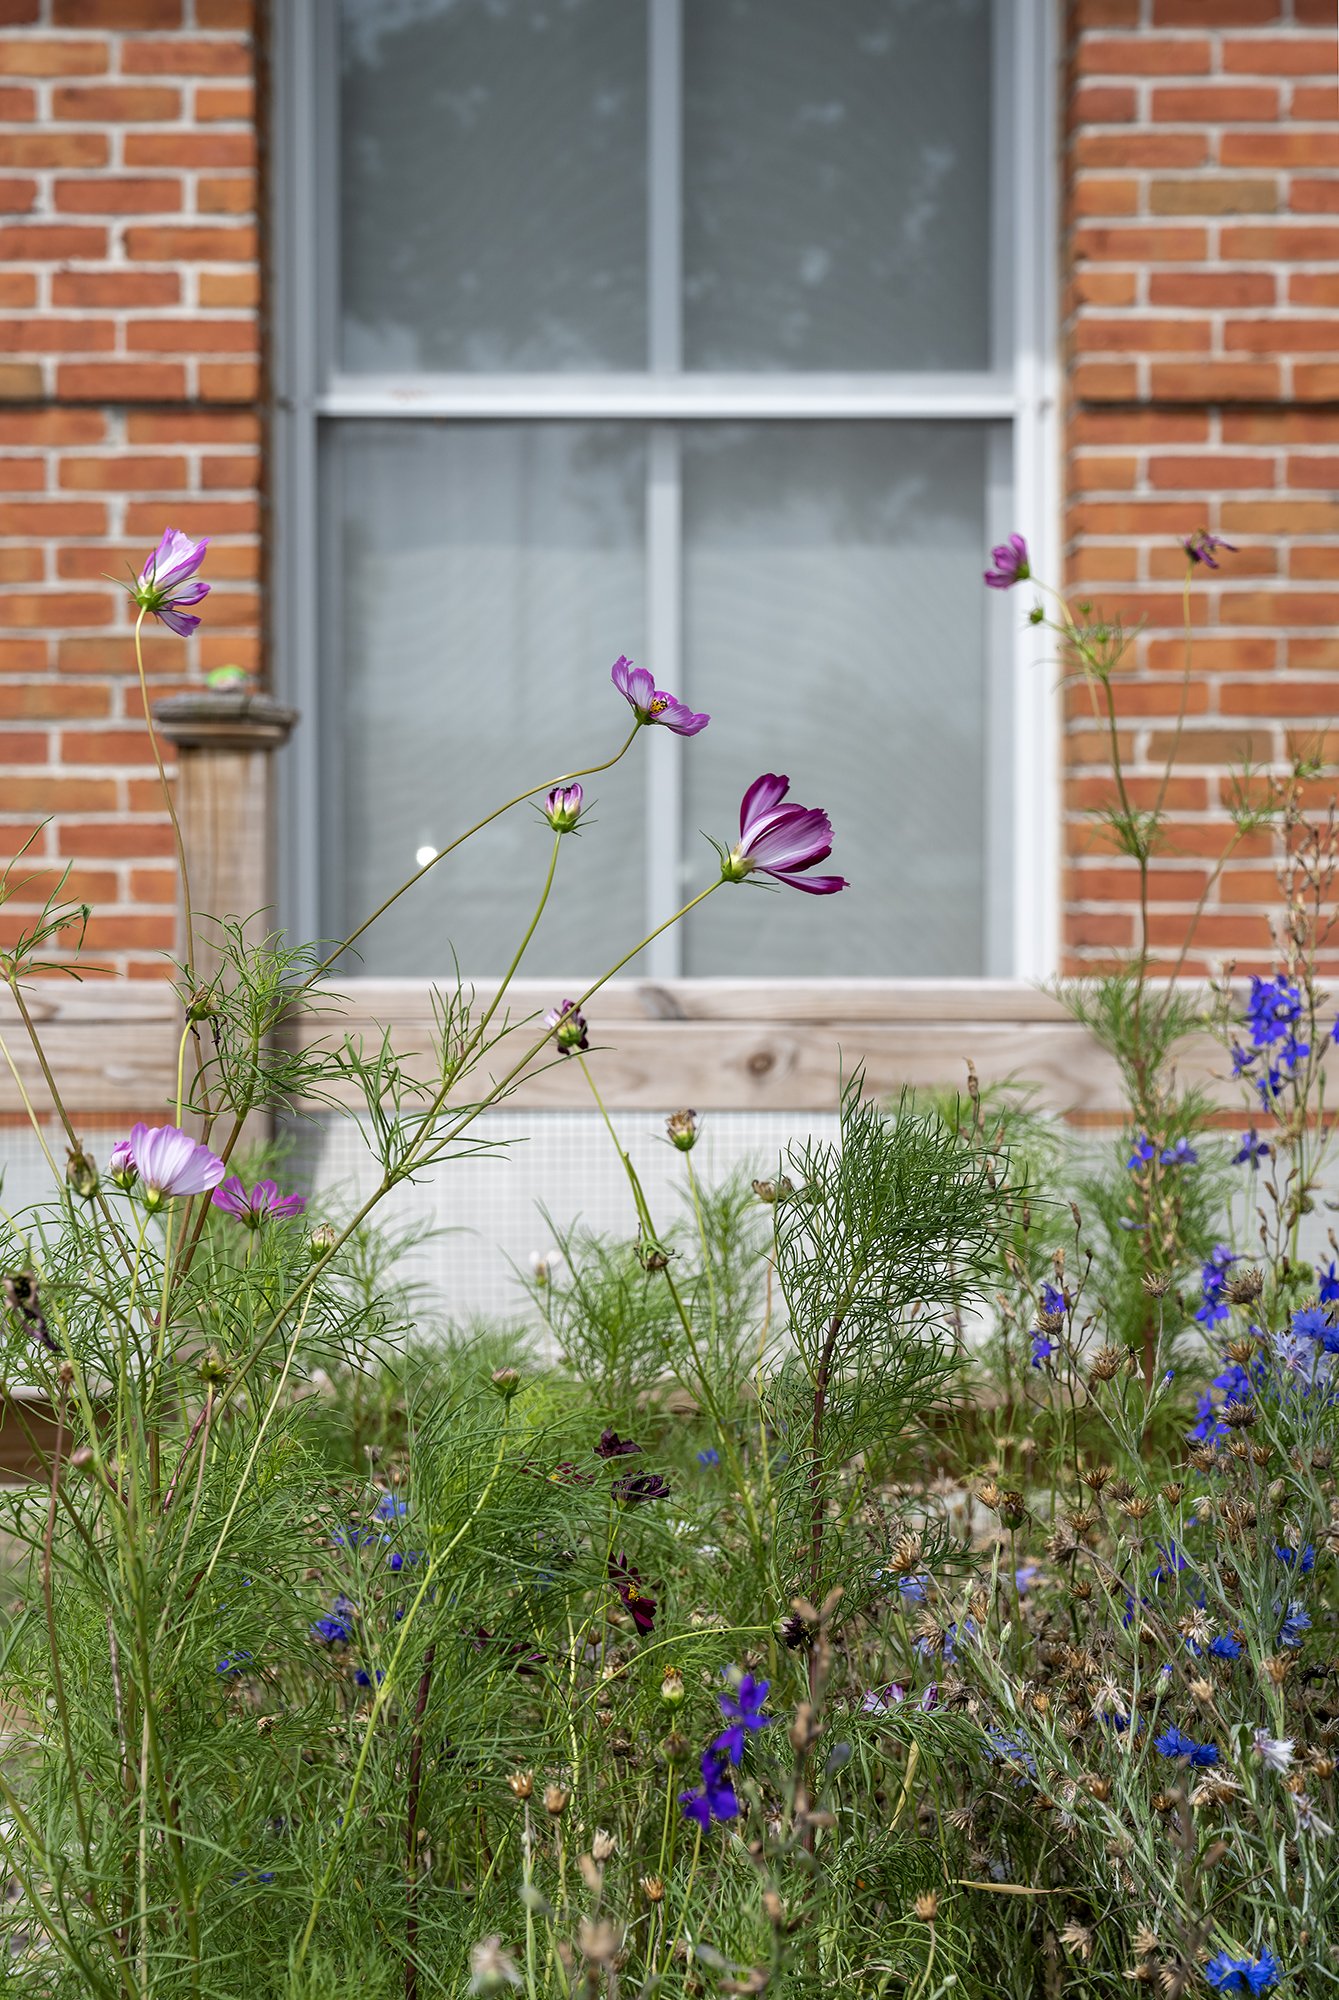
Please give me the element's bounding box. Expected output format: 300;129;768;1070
683;0;992;371
680;423;993;975
339;0;647;372
327;423;647;974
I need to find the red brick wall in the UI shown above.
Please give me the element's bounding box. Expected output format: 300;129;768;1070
0;0;260;977
1062;0;1339;975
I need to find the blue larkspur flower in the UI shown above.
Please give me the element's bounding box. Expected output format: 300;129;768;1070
1234;1129;1270;1168
1030;1329;1054;1369
310;1596;356;1646
374;1493;408;1521
897;1574;928;1604
1153;1725;1217;1766
1041;1283;1066;1315
215;1650;253;1677
1319;1260;1339;1305
1279;1603;1311;1650
1209;1633;1243;1660
712;1673;771;1766
1293;1304;1339;1352
1127;1134;1156;1169
1160;1137;1199;1167
696;1447;720;1467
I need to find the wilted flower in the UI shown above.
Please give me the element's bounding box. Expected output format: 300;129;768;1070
212;1176;306;1228
1182;529;1238;571
720;774;847;896
129;527;211;635
468;1936;522;1993
610;654;708;736
65;1145;97;1201
983;533;1030;589
1252;1729;1294;1772
543;782;584;833
544;1000;588;1055
666;1108;699;1151
125;1123;225;1209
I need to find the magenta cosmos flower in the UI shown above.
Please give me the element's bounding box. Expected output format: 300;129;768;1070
126;1123;226;1209
108;1138;137;1189
544;999;589;1055
983;533;1030;590
130;528;211;636
719;775;847;896
212;1176;307;1228
544;782;584;832
611;655;709;736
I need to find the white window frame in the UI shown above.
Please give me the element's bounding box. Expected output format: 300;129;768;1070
270;0;1059;981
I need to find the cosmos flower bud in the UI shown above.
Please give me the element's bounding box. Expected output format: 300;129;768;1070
108;1139;137;1190
543;782;584;833
307;1222;339;1261
666;1109;699;1152
491;1367;521;1399
544;1000;589;1056
660;1668;685;1706
65;1144;98;1201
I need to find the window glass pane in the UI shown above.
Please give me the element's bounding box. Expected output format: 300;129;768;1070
325;422;647;974
339;0;647;372
682;0;993;372
680;423;992;976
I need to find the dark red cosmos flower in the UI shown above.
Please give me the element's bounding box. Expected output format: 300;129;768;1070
472;1627;546;1677
613;1470;670;1505
609;1553;657;1635
595;1429;642;1459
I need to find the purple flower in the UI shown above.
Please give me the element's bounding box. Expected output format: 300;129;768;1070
212;1176;307;1228
983;533;1030;589
1196;1245;1239;1329
1208;1633;1242;1661
1279;1603;1311;1649
1029;1329;1054;1369
1234;1129;1270;1169
130;527;211;636
612;1469;670;1505
543;1000;588;1055
1040;1283;1066;1316
126;1122;226;1209
1318;1260;1339;1305
375;1493;408;1521
215;1650;252;1677
543;782;584;833
679;1747;739;1828
608;1552;657;1635
712;1673;771;1766
1160;1137;1198;1167
1182;530;1237;571
595;1429;641;1459
861;1683;905;1714
720;774;847;896
1153;1725;1217;1766
611;654;708;736
1275;1542;1315;1573
1015;1563;1041;1596
1126;1133;1156;1168
109;1138;137;1189
1293;1304;1339;1350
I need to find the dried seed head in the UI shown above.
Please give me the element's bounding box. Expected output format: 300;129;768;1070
1089;1345;1123;1384
997;1489;1027;1530
507;1770;534;1801
1262;1653;1295;1688
1141;1270;1170;1298
666;1109;700;1152
591;1828;617;1864
1223;1398;1257;1428
1225;1270;1264;1306
887;1530;924;1574
578;1918;621;1965
1122;1496;1153;1523
1080;1463;1112;1493
543;1784;569;1817
1060;1923;1094;1961
1161;1483;1184;1506
640;1874;665;1903
913;1891;939;1923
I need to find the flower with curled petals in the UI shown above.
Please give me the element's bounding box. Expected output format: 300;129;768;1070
610;655;708;736
129;527;211;636
719;774;847;896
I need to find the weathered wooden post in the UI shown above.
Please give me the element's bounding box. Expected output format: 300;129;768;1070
151;689;298;992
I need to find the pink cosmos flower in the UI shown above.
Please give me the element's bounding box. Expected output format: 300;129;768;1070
611;655;709;736
109;1138;137;1189
719;774;847;896
544;782;584;832
127;1122;226;1209
212;1176;307;1228
130;528;211;636
544;999;589;1054
983;533;1030;589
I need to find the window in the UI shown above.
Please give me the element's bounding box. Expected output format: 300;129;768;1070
273;0;1056;980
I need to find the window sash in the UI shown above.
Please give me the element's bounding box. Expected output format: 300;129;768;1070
271;0;1058;980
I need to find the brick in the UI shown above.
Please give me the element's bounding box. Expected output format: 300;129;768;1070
1220;591;1339;626
1148;270;1276;308
1149;541;1277;581
0;549;43;581
127;867;176;903
1067;864;1211;903
52;0;182;23
124;498;256;535
1290;547;1339;579
59;820;177;859
1069;502;1213;535
1290;86;1339;121
1073;317;1206;353
199;632;258;674
0;317;115;354
56;362;187;400
1222;500;1339;531
1295;365;1339;400
0;177;37;213
0;38;107;75
0;410;105;444
196;84;253;121
1080;36;1212;76
1153;0;1277;18
0;225;106;260
125;317;256;352
126;410;258;442
1064;910;1136;948
1289;638;1339;669
1224;409;1339;441
1222;130;1339;169
1226;320;1339;353
0;592;114;628
0;777;117;813
0;458;47;490
1071;360;1141;401
60;455;189;491
58;636;177;674
1222;224;1339;257
1150;177;1278;215
0;85;35;118
0;1;39;19
0;133;108;168
1216;870;1290;904
1151;85;1280;121
0;273;37;306
1146;913;1272;950
0;364;45;399
51;84;181;121
1285;454;1339;486
0;641;46;672
60;729;158;767
197;269;258;307
124;35;250;74
52;269;180;308
124;223;257;261
54;176;183;214
1223;38;1336;76
1148;362;1282;400
1076;132;1209;169
198;361;259;401
1071;175;1140;217
1219;678;1339;715
1071;409;1209;444
125;131;253;167
82;914;175;951
199;451;259;488
1291;179;1339;214
198;0;254;21
198;173;255;214
1074;225;1209;260
0;685;109;720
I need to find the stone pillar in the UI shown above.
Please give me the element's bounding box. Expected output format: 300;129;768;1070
151;691;299;991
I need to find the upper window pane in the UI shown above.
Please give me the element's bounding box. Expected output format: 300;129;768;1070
339;0;647;372
683;0;993;371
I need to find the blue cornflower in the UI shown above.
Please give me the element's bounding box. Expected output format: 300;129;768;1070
897;1574;929;1604
1293;1303;1339;1352
215;1650;253;1677
1160;1137;1199;1167
332;1524;380;1550
1279;1603;1311;1650
385;1549;422;1573
1234;1129;1270;1168
1204;1948;1281;1992
1153;1725;1218;1766
1151;1541;1192;1586
1188;1390;1228;1445
374;1493;408;1521
697;1447;720;1467
353;1667;385;1688
1209;1633;1243;1661
310;1596;356;1646
1126;1134;1156;1169
1275;1543;1315;1573
1040;1283;1066;1316
1319;1260;1339;1305
1029;1329;1054;1369
985;1727;1037;1778
712;1673;772;1766
1015;1563;1041;1596
1196;1245;1239;1329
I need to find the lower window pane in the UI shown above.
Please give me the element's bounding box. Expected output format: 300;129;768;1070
680;422;995;977
324;422;647;975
